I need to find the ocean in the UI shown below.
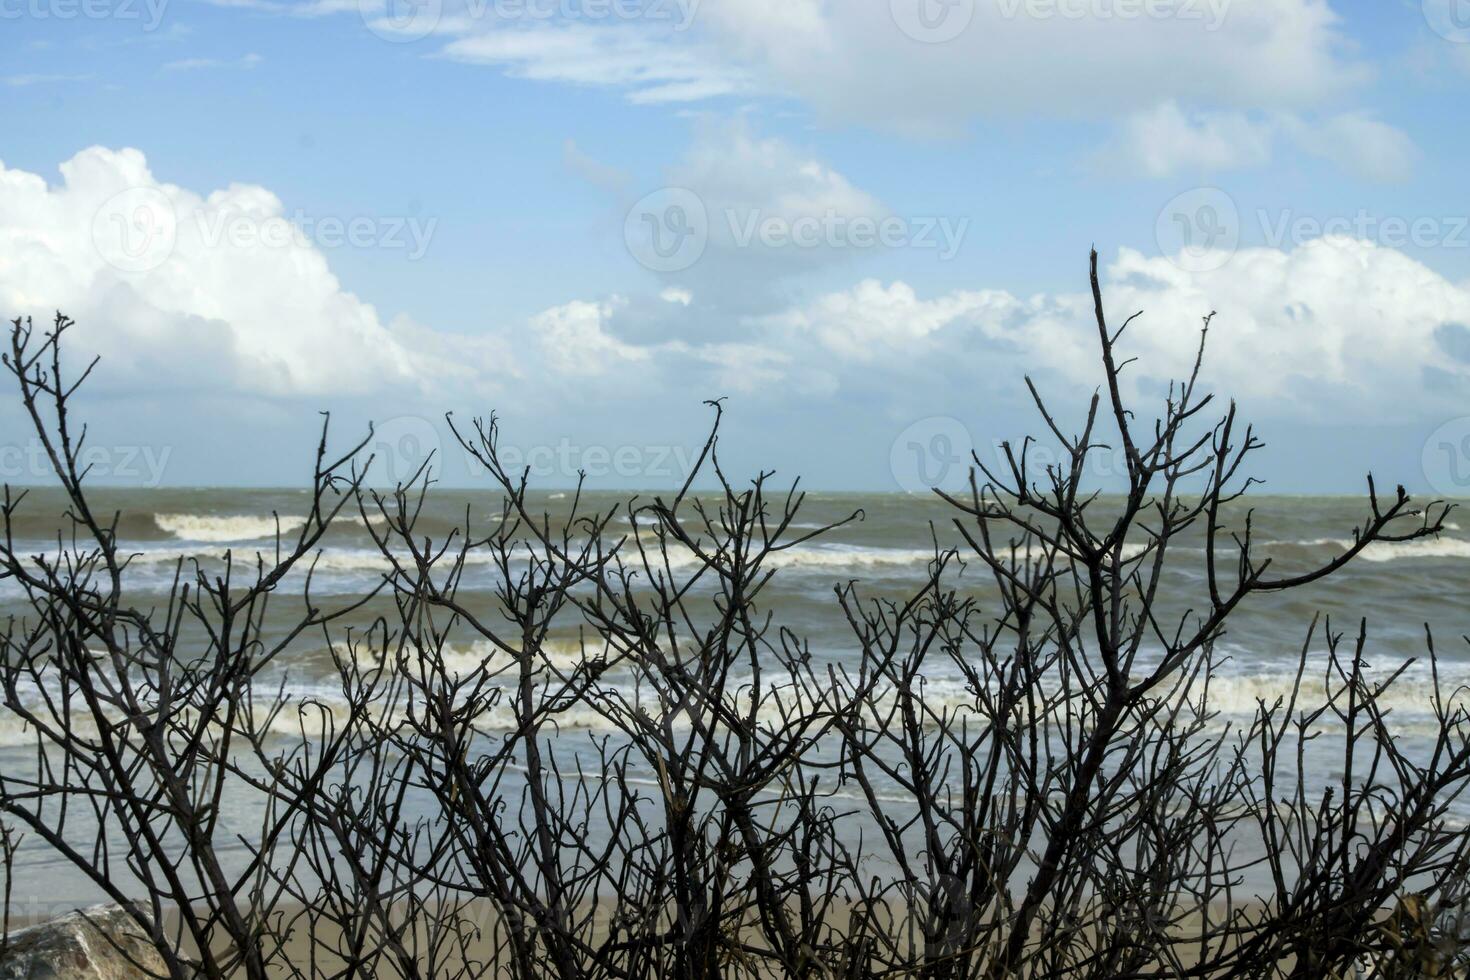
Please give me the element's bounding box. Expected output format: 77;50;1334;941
2;487;1467;906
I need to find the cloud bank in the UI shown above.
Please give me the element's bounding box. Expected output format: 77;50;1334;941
3;147;1465;433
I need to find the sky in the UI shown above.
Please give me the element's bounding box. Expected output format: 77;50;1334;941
2;0;1470;494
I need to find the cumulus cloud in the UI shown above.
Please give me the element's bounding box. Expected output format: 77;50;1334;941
5;148;1461;450
673;118;884;255
530;297;653;376
760;239;1470;421
0;147;784;414
757;280;1014;362
1078;241;1470;416
0;147;495;398
610;119;895;314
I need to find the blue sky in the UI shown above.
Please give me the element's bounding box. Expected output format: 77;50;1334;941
3;0;1470;493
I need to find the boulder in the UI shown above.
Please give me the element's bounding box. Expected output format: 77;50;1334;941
0;905;167;980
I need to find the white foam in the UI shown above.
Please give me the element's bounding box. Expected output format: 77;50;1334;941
154;513;308;542
153;512;387;544
366;638;608;678
1356;537;1470;563
1192;665;1470;721
4;654;1466;749
1282;536;1470;563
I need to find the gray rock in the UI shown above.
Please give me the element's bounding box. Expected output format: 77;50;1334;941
0;905;167;980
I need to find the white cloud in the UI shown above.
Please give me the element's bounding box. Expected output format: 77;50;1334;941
6;148;1461;450
205;0;1404;187
198;0;353;15
272;0;1374;140
530;297;652;376
691;0;1367;134
0;147;805;413
1099;102;1416;181
1099;102;1277;177
1080;241;1470;416
0;147;495;399
163;53;263;72
1286;112;1418;183
3;73;94;87
758;280;1012;362
439;22;747;104
625;118;892;306
673;117;882;239
762;239;1470;421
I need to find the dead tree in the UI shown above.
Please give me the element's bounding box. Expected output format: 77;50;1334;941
829;251;1465;978
0;315;380;980
3;249;1469;979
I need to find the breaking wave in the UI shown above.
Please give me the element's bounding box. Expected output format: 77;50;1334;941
153;512;387;543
